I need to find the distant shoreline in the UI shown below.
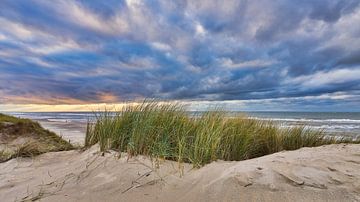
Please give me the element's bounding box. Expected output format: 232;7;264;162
8;111;357;145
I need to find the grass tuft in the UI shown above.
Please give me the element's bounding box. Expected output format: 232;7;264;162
14;141;45;158
85;101;360;167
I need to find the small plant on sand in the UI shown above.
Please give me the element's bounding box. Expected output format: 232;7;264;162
0;150;12;162
14;141;46;158
85;101;359;167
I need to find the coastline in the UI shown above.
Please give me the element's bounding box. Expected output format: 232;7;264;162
35;117;360;147
7;111;360;140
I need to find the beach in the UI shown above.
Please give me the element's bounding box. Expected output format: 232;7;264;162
1;109;360;202
37;120;87;146
1;143;359;201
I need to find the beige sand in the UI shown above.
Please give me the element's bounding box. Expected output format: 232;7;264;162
0;144;359;202
38;120;87;145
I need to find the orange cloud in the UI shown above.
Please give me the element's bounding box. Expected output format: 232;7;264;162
96;92;119;103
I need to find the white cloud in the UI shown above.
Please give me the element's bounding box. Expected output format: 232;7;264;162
0;33;7;40
150;42;172;51
195;21;206;37
286;68;360;88
104;56;160;70
126;0;143;7
24;57;54;68
219;58;278;69
0;17;33;39
315;7;360;52
0;16;88;57
43;1;129;36
28;40;83;55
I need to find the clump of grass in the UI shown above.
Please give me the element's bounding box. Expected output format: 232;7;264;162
85;101;360;167
0;150;12;162
0;113;29;123
14;141;46;158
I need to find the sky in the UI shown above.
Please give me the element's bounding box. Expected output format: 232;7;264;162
0;0;360;112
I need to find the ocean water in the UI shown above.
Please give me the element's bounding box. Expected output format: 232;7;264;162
244;112;360;138
6;111;360;139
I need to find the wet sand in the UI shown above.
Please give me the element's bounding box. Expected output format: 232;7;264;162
37;120;87;146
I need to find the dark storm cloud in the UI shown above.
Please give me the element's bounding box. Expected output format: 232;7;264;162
0;0;360;110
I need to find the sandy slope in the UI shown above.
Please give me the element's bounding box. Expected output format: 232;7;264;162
0;144;359;202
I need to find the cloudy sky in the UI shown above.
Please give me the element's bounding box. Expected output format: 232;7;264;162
0;0;360;111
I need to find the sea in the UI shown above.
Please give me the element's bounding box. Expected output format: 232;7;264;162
5;112;360;144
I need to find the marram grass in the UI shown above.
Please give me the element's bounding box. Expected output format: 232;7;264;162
85;101;359;167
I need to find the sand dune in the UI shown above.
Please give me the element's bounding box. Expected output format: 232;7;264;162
0;144;359;202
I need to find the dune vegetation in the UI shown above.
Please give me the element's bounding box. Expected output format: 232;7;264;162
0;113;74;162
84;101;359;167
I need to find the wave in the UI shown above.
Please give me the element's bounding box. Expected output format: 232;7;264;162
250;117;360;123
56;113;93;116
46;118;89;123
47;119;72;123
312;125;360;130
